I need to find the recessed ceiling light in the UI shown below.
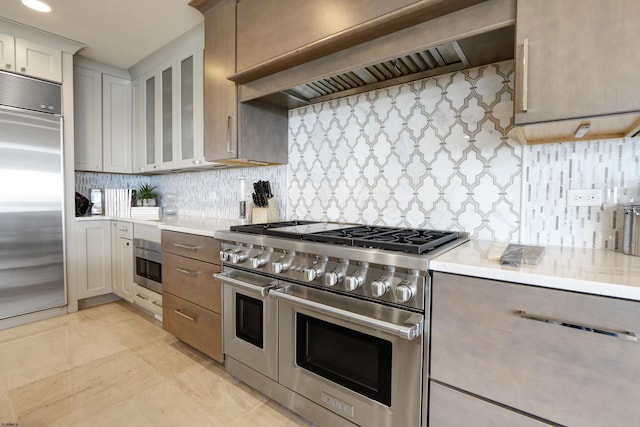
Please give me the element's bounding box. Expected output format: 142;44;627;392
21;0;52;13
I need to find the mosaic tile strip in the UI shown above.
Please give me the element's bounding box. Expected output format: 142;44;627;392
522;138;640;249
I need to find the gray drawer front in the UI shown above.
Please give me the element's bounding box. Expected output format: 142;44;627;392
431;272;640;427
429;382;552;427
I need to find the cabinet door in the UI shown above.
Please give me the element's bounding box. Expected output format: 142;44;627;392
431;272;640;427
76;221;112;299
102;74;132;173
429;382;552;427
14;38;61;82
74;66;103;172
115;238;134;302
515;0;640;125
202;0;238;162
173;48;209;168
0;32;15;72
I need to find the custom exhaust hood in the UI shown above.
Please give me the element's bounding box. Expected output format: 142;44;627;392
236;0;516;109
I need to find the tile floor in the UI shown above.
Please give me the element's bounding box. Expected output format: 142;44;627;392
0;302;314;427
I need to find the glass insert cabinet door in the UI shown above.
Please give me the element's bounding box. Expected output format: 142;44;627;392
138;48;203;172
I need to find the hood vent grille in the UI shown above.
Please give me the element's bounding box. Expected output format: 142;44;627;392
284;42;469;105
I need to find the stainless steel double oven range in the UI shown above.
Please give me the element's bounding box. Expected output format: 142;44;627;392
215;222;467;427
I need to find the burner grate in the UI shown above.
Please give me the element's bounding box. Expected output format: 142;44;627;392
304;226;460;254
230;220;318;235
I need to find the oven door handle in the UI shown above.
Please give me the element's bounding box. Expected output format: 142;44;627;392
214;272;276;297
272;288;423;341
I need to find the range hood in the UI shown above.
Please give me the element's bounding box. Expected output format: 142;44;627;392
276;26;514;108
283;41;471;105
237;0;516;109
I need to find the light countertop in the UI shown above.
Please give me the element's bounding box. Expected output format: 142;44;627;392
75;215;244;237
430;240;640;301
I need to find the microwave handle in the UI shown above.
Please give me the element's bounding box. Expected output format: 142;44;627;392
214;272;276;297
272;288;423;341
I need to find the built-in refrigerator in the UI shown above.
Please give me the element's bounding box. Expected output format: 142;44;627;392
0;70;66;319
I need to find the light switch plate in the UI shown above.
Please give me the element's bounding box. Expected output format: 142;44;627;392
567;189;602;207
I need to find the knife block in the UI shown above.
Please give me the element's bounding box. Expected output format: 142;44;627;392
252;197;279;223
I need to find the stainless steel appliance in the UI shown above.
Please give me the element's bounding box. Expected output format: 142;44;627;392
215;221;467;427
134;238;162;294
623;204;640;256
0;70;66;320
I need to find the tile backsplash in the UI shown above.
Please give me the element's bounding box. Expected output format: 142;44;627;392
76;59;640;249
76;165;287;220
287;60;522;241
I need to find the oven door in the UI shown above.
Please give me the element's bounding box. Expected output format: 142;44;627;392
216;268;278;381
273;284;424;427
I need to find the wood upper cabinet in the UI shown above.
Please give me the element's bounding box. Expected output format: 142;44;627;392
201;0;288;165
514;0;640;143
235;0;419;72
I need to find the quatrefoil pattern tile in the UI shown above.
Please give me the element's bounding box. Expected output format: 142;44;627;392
288;60;522;241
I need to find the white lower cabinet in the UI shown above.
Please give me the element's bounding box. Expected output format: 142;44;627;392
111;221;134;302
430;272;640;427
76;220;112;299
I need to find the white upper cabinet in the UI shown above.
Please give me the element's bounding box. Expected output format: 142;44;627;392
0;32;16;72
103;75;132;173
0;32;61;82
74;61;132;173
132;25;209;173
74;66;103;171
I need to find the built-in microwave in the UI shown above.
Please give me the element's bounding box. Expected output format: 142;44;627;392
134;238;162;294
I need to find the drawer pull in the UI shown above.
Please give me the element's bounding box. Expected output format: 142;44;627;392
151;300;162;307
174;310;196;321
173;243;201;250
517;311;638;342
176;267;200;276
136;293;148;301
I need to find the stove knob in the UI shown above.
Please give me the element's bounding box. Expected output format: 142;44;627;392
303;266;323;282
230;250;248;264
219;250;231;262
371;278;390;297
344;274;363;291
250;253;268;268
272;259;289;273
394;281;415;302
324;270;343;287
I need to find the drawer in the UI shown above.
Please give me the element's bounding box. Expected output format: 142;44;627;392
163;293;222;362
133;284;162;320
429;382;552;427
162;252;222;313
161;230;220;263
431;272;640;427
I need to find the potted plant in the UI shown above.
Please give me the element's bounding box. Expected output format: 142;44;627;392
136;183;159;207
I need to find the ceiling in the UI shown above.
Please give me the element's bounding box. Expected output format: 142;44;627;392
0;0;203;70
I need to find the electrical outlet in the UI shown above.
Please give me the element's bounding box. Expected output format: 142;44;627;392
567;189;602;207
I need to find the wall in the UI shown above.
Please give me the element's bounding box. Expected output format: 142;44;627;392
522;140;640;249
76;60;640;250
287;60;521;241
76;165;287;220
287;59;640;249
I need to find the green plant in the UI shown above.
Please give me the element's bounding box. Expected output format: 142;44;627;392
136;183;159;200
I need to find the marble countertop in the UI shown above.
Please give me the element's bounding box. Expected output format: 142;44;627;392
75;215;244;237
430;240;640;301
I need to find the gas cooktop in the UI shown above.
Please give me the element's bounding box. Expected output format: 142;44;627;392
229;221;462;254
